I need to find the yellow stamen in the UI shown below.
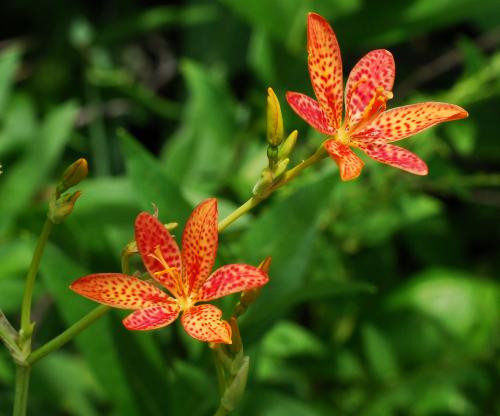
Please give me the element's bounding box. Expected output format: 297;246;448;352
148;246;186;299
349;86;393;135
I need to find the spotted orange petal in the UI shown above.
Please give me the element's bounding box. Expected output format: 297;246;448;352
345;49;395;128
181;304;232;344
70;273;172;309
354;102;468;143
307;12;343;130
360;143;428;175
286;92;336;134
135;212;182;295
182;198;218;295
123;303;180;331
324;139;364;181
197;264;269;302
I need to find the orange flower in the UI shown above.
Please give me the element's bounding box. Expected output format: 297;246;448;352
70;199;269;344
287;13;468;181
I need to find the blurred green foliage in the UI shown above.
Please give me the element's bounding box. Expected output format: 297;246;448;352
0;0;499;415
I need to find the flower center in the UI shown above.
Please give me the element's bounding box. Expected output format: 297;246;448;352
177;296;196;311
149;246;189;302
336;126;351;145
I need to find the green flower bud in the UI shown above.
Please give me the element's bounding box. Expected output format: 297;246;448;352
278;130;298;160
252;168;273;196
57;158;88;195
272;158;289;179
266;87;284;146
48;191;82;224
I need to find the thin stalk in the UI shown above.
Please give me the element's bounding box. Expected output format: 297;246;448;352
28;244;134;363
217;144;328;232
28;305;110;365
217;197;262;233
12;366;30;416
212;347;226;395
20;219;54;337
214;406;229;416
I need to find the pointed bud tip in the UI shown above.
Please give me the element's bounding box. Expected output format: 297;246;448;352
266;87;284;146
278;130;298;160
64;158;88;184
258;256;272;273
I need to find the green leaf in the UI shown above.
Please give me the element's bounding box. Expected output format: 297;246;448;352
161;60;239;194
243;389;322;416
361;324;400;384
97;5;218;44
0;101;78;235
119;129;191;224
0;45;21;114
236;174;346;338
0;93;37;155
39;243;141;416
221;0;310;53
66;177;142;259
33;352;103;416
387;268;500;354
260;320;326;358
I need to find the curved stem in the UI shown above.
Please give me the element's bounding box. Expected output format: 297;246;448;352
274;144;328;186
20;219;53;338
13;366;30;416
28;305;110;365
121;251;132;275
217;197;263;233
217;144;328;232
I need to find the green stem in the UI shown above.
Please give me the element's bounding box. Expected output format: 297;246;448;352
275;144;328;186
217;144;328;232
12;365;30;416
214;406;229;416
121;252;132;275
0;311;22;360
20;219;54;338
217;197;263;233
28;244;134;364
212;348;226;395
28;305;110;365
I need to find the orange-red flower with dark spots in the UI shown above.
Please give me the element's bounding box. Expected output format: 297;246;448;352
70;198;269;344
286;13;468;181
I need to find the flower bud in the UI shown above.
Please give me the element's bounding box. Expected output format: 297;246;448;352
272;158;289;179
252;168;273;196
48;191;82;224
266;87;284;147
278;130;298;160
57;158;88;195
